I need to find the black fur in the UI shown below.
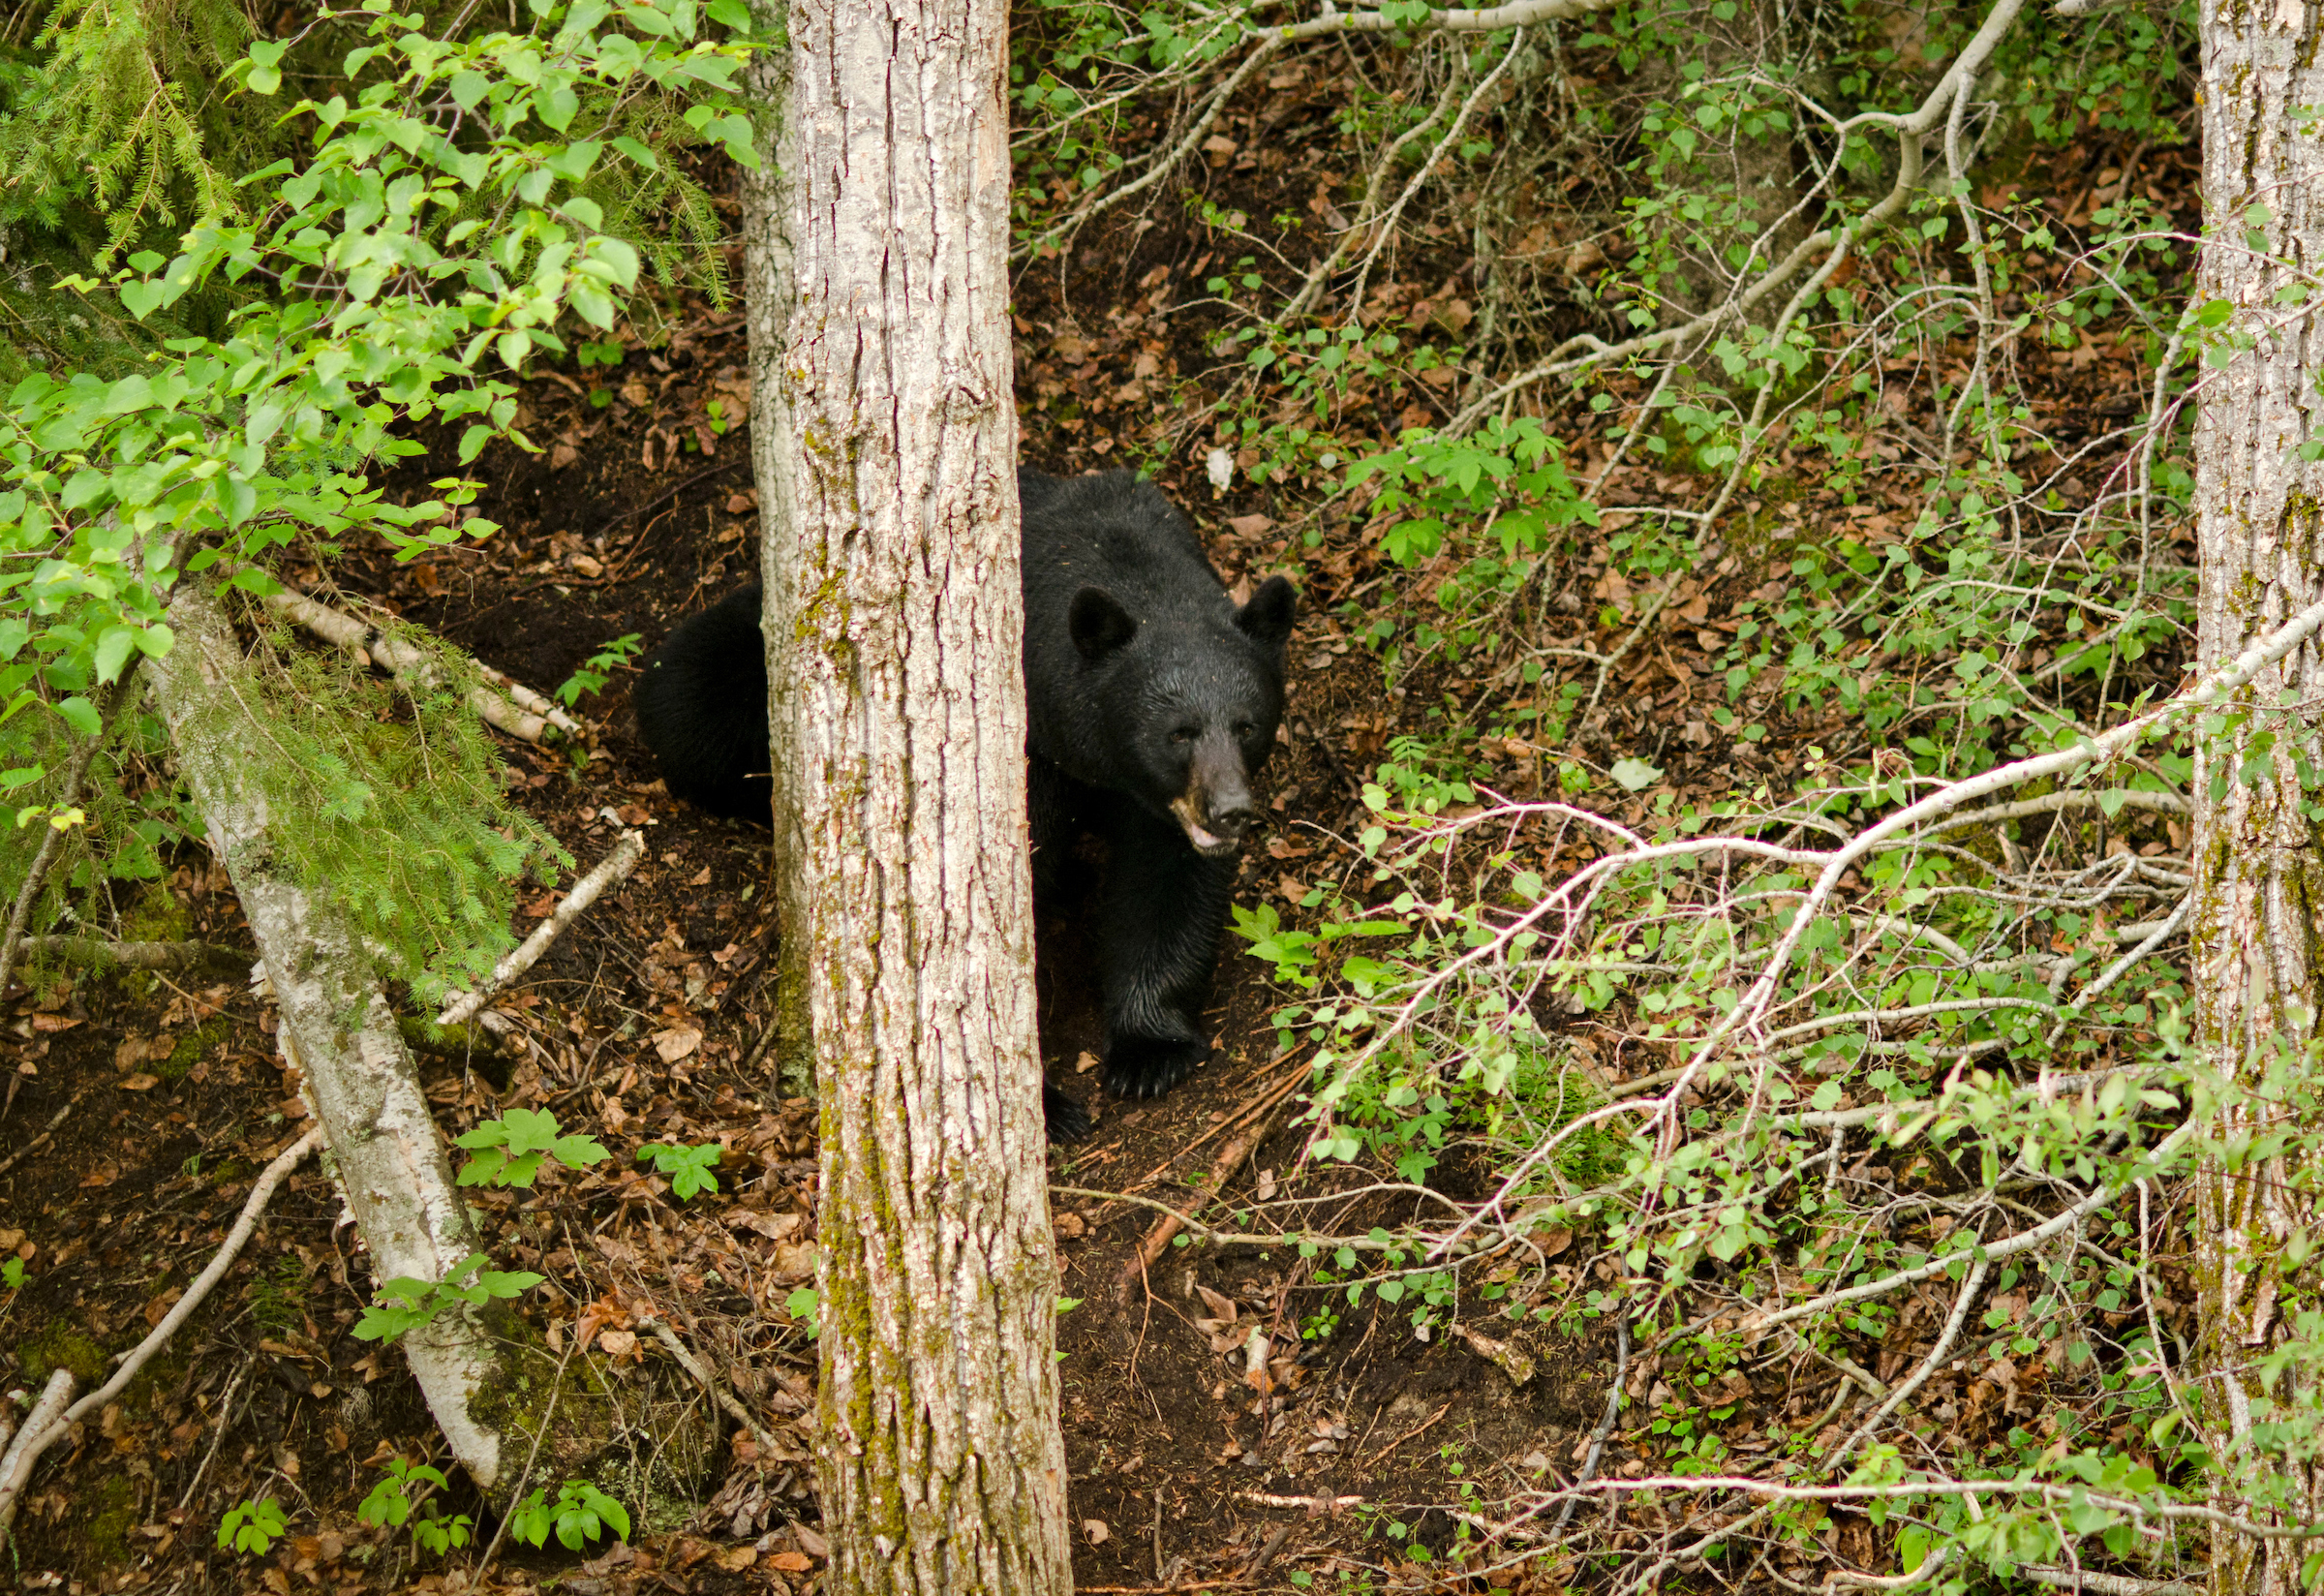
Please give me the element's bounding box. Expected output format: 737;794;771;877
1019;469;1294;1099
634;469;1295;1131
631;586;770;821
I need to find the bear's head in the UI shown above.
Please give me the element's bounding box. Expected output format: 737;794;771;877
1070;576;1296;856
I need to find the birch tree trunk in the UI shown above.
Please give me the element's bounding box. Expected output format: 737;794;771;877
2188;2;2324;1587
760;0;1073;1587
147;579;609;1501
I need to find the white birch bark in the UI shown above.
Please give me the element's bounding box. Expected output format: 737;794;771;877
146;579;604;1498
2188;2;2324;1588
760;0;1074;1585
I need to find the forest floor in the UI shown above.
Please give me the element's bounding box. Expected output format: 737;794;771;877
0;49;2196;1596
0;292;1619;1596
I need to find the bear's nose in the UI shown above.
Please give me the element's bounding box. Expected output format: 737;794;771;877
1208;790;1256;836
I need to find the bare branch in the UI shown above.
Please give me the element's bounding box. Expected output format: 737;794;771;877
0;1127;321;1539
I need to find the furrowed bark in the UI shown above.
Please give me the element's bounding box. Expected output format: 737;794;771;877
766;0;1073;1585
741;0;811;1101
146;579;608;1500
2188;0;2324;1587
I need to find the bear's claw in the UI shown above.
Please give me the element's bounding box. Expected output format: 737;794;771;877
1100;1035;1206;1100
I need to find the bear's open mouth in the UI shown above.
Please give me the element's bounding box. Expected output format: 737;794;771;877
1170;796;1241;857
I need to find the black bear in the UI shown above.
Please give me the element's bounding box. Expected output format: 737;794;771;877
633;468;1296;1136
629;584;770;819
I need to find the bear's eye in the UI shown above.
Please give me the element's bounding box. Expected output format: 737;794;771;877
1234;721;1256;740
1170;727;1196;745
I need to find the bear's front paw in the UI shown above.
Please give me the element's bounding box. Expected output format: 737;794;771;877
1101;1034;1205;1099
1044;1084;1092;1144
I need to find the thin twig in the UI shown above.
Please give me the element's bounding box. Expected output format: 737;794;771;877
641;1317;785;1460
175;1355;259;1516
1551;1308;1627;1529
468;1340;578;1584
1574;1471;2319;1539
0;669;143;1003
0;1099;76;1182
76;1132;322;1417
0;1125;320;1538
1111;1089;1300;1303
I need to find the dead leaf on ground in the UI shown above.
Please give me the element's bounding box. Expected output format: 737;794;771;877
727;1209;804;1243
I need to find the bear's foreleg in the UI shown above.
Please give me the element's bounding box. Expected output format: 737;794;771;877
1096;806;1238;1098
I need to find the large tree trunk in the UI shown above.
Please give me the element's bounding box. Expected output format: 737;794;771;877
2188;2;2324;1588
147;580;610;1502
759;0;1073;1588
740;0;810;1100
757;0;1073;1588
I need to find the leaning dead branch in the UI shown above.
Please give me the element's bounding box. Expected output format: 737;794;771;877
0;1370;73;1542
260;578;584;743
437;829;647;1028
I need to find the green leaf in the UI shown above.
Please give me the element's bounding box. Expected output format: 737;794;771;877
570;284;616;328
1610;757;1663;791
538;83;581;132
92;628;137;685
768;1279;818;1335
54;696;102;738
593;237;640;288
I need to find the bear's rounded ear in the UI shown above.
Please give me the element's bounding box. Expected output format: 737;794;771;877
1069;586;1138;662
1234;574;1298;653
